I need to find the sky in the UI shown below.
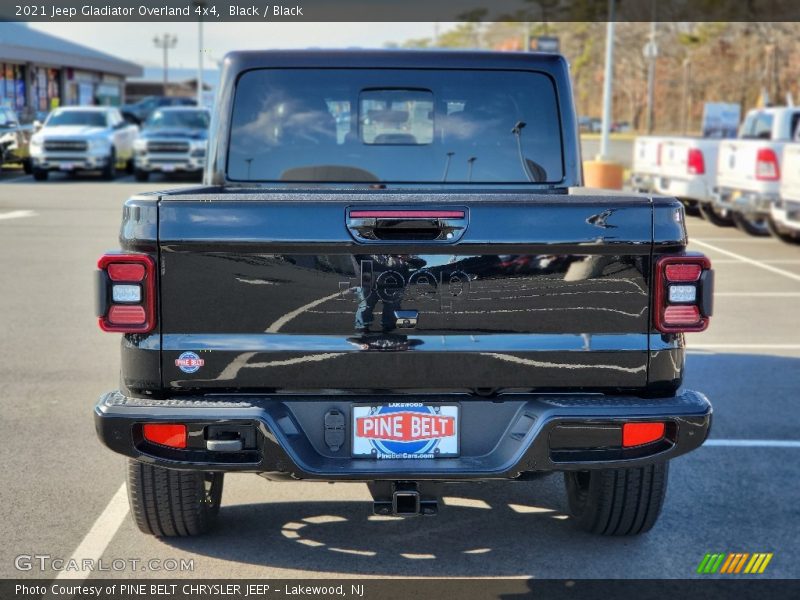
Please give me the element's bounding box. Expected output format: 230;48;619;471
28;22;444;70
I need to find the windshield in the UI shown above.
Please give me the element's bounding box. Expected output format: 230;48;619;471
145;109;209;129
228;68;564;184
46;110;108;128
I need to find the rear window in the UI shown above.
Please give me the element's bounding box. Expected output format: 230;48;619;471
740;112;774;140
227;69;564;184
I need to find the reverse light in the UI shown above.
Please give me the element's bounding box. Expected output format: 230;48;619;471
755;148;780;181
142;423;187;449
97;253;156;333
622;422;666;447
654;255;713;333
687;148;705;175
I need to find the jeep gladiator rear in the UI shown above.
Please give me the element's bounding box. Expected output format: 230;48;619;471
94;50;713;537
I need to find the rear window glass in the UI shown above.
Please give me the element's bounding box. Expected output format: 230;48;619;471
227;69;564;184
740;112;773;140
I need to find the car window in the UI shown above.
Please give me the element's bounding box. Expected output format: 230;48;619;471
145;110;210;129
791;112;800;141
228;68;564;184
741;112;774;140
45;110;108;128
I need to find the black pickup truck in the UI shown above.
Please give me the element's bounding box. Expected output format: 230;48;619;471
95;50;713;537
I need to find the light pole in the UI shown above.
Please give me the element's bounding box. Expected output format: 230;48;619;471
194;1;206;106
643;20;658;133
682;57;691;134
599;0;616;161
153;33;178;95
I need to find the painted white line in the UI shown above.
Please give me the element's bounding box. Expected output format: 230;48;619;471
689;237;775;243
55;482;129;580
0;209;36;221
715;292;800;297
692;239;800;283
689;344;800;350
711;259;800;265
704;439;800;448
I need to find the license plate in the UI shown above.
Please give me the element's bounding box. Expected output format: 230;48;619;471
352;403;459;459
161;164;176;172
59;163;74;170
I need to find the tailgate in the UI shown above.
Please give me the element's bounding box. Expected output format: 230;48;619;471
781;144;800;201
158;195;656;393
632;137;663;175
717;140;766;190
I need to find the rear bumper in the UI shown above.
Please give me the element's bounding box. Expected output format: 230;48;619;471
654;176;711;204
95;390;712;480
771;199;800;232
713;186;779;216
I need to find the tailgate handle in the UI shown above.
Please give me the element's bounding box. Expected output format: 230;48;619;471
347;209;468;243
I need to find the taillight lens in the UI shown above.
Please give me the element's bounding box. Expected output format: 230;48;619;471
756;148;780;181
654;255;713;333
97;253;156;333
687;148;705;175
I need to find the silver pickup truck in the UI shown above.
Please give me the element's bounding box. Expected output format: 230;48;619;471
132;106;210;181
28;106;138;181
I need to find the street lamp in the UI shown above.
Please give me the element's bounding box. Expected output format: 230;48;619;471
193;1;206;106
153;33;178;95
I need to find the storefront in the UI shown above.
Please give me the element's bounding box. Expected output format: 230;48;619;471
0;23;141;120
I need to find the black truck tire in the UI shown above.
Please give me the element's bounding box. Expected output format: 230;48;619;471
134;169;149;182
731;212;770;237
32;168;48;181
564;462;668;536
767;216;800;245
101;149;117;180
126;460;224;537
698;203;734;226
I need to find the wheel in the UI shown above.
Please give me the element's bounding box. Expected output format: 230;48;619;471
22;158;32;174
680;199;701;218
564;462;669;536
731;212;771;237
698;202;734;226
126;459;224;537
101;149;116;180
134;169;149;182
767;216;800;245
32;168;48;181
126;158;135;175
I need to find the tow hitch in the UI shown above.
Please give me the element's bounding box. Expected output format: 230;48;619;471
368;481;440;516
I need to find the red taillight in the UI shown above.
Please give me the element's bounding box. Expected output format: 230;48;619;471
687;148;705;175
756;148;780;181
664;263;702;282
142;424;187;449
654;255;713;333
97;254;156;333
622;422;665;447
108;263;145;282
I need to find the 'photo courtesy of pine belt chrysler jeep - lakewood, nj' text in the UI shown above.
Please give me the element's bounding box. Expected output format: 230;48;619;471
94;49;714;537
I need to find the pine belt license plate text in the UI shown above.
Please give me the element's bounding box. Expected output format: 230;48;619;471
352;404;459;459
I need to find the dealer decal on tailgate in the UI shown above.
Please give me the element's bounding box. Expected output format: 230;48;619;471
352;404;459;459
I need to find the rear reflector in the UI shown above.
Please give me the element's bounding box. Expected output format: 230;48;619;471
108;263;146;282
350;210;465;219
665;263;702;282
687;148;705;175
622;422;665;447
663;304;701;325
142;424;187;449
108;305;146;325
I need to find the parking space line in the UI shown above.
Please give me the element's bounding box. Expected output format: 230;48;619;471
690;237;775;243
692;239;800;283
715;292;800;297
689;344;800;350
55;482;128;580
0;209;36;221
704;439;800;448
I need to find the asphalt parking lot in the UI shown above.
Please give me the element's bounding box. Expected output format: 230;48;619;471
1;171;798;581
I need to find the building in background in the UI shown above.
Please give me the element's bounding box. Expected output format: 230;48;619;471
0;23;142;121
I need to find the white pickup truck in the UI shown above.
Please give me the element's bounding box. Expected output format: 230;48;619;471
770;143;800;244
652;137;720;220
630;135;665;194
712;106;800;235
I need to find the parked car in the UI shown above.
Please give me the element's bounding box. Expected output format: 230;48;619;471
28;107;138;180
652;137;720;219
769;142;800;244
133;106;210;181
0;106;32;173
121;96;196;125
630;135;666;193
712;106;800;235
94;50;714;538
